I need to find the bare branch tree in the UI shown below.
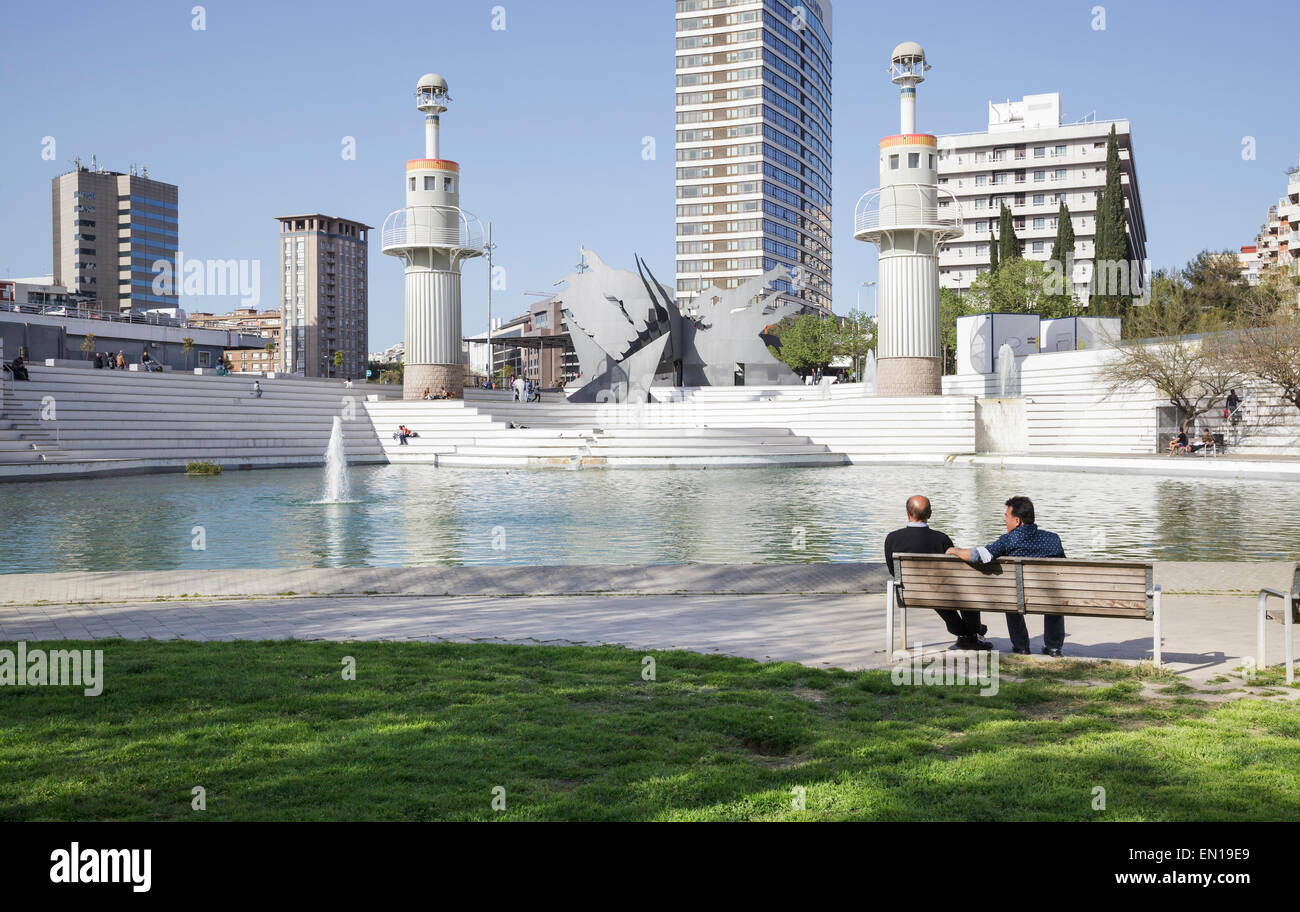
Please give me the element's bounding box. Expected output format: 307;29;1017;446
1101;276;1247;424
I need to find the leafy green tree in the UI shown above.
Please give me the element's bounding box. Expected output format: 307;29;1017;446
939;288;973;374
966;258;1050;314
998;204;1020;264
770;313;837;375
81;332;96;361
988;224;999;274
1182;249;1249;316
835;309;877;380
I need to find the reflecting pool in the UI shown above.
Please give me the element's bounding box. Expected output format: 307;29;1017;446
2;463;1297;573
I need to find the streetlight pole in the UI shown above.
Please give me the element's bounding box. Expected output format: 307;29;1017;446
485;221;496;384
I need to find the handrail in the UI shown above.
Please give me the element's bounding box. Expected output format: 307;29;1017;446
1257;586;1296;685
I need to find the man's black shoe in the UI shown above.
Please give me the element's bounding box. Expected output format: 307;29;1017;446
951;636;993;651
1011;646;1031;655
1042;647;1063;658
977;624;988;636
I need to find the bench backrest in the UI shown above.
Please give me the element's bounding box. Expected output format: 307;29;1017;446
894;553;1154;620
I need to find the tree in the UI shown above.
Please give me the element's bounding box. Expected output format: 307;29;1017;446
1091;125;1132;316
333;350;344;378
81;332;96;361
1182;249;1249;316
939;288;973;374
966;258;1050;314
1224;309;1300;415
835;309;877;381
181;336;194;370
770;313;837;375
988;224;999;275
1101;273;1245;427
998;204;1020;264
1050;201;1075;274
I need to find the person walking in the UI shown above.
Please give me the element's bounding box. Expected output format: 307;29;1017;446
252;380;263;399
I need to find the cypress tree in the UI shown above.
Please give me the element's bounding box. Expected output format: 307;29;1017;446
1093;124;1130;315
1050;200;1076;297
998;204;1020;263
989;223;999;274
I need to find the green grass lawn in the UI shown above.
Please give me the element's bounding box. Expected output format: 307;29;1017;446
1;640;1297;821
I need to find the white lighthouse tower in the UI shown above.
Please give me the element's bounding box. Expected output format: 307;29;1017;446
854;43;962;396
382;73;485;400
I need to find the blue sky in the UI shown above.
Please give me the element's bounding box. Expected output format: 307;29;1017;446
1;0;1294;348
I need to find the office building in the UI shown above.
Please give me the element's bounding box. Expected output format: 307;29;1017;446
935;93;1148;301
52;159;179;314
276;214;371;379
674;0;833;314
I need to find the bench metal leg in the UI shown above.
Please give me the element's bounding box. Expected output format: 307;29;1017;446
1287;598;1295;686
1258;587;1289;681
884;580;895;659
900;594;908;659
1152;585;1162;668
1258;590;1270;677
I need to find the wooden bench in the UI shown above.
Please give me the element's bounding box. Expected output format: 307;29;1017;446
1256;563;1299;684
885;553;1162;666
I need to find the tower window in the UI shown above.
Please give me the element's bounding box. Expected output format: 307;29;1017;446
444;177;454;191
889;155;900;170
908;153;920;168
424;176;435;190
409;177;416;191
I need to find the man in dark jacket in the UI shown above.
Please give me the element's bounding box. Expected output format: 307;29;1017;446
884;495;991;651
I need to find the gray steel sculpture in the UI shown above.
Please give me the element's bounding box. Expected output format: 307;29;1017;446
557;249;800;402
678;269;801;387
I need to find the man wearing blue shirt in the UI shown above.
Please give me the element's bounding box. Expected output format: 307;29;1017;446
946;496;1067;657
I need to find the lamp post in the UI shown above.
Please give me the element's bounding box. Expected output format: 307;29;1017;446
857;281;877;317
485;220;496;382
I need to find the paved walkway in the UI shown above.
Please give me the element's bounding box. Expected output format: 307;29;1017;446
1;562;1295;685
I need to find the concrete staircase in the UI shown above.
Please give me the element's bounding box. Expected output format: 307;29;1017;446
0;382;68;464
366;395;845;468
0;365;389;475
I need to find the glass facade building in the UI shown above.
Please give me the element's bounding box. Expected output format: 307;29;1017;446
674;0;832;314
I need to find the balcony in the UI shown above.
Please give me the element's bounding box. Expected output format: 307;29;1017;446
381;205;485;256
854;185;963;242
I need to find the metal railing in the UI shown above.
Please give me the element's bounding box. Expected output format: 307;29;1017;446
381;205;486;253
2;302;187;328
853;185;963;237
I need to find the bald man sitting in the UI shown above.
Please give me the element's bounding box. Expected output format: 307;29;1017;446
883;495;991;651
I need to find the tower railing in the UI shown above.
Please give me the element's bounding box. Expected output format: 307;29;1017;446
381;205;486;254
853;185;964;239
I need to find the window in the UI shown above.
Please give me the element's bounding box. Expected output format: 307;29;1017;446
1033;194;1045;205
993;173;1008;185
1054;169;1067;181
444;177;454;191
424;176;435;190
975;174;988;187
1032;241;1044;253
1033;218;1046;229
1034;147;1045;158
889;154;900;169
1034;170;1045;182
1055;144;1067;156
409;177;416;190
928;154;935;168
908;152;920;168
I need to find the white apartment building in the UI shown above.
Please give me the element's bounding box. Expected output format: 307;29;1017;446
1243;155;1300;283
936;93;1148;302
674;0;833;314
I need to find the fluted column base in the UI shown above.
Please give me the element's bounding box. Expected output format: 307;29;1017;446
404;363;464;401
876;357;942;397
